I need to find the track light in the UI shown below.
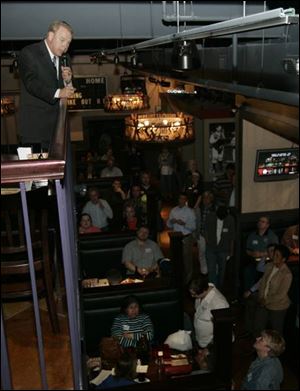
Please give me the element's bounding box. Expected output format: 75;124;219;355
130;49;137;67
114;54;120;65
172;40;200;70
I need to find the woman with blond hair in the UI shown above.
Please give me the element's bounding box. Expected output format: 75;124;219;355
241;329;285;390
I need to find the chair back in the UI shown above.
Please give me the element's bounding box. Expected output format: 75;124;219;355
1;187;59;332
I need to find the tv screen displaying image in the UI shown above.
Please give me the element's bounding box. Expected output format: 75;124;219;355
254;148;299;182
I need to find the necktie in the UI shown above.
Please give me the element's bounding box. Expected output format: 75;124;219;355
52;56;58;78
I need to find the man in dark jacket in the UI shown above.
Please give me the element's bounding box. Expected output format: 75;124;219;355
204;206;235;290
18;20;75;150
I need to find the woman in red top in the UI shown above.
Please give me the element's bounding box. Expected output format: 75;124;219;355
79;213;101;234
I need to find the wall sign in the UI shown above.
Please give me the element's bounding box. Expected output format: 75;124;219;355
67;76;107;110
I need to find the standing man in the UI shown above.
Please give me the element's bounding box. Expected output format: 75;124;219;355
244;215;279;291
212;163;235;207
204;206;235;290
167;193;196;284
197;191;216;275
18;20;75;151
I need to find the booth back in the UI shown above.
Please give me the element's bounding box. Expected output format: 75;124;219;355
82;285;183;355
78;231;136;279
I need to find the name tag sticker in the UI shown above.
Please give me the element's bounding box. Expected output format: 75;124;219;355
252;240;258;245
123;325;130;331
145;248;152;253
223;228;228;232
292;235;298;240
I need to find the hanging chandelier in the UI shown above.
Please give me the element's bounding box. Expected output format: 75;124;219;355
103;93;149;112
125;112;194;143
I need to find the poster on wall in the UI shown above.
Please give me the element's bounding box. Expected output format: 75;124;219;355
205;118;236;179
67;76;107;110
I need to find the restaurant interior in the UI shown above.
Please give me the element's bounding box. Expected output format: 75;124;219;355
1;2;299;390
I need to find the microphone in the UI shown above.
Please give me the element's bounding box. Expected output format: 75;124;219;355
61;55;73;86
61;55;69;67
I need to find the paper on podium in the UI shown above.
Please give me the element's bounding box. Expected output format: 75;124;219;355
17;147;32;160
17;147;33;191
136;364;148;373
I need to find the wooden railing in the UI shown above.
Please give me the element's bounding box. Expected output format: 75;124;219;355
1;98;82;390
1;99;68;184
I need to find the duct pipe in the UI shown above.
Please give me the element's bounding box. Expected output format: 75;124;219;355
103;8;298;55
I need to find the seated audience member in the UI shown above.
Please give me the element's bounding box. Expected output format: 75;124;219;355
139;171;160;202
281;223;299;259
244;215;279;291
125;185;147;226
111;295;154;348
96;351;137;389
79;213;101;234
249;244;292;337
122;205;139;231
106;179;127;230
82;187;113;230
122;226;163;279
100;157;123;178
189;275;230;370
204;205;235;291
100;145;114;162
241;329;285;390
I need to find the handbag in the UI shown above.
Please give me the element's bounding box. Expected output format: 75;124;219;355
164;330;192;351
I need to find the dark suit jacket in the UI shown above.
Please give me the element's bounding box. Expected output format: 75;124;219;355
18;40;65;146
204;212;235;253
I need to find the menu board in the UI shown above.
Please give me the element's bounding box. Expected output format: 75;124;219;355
67;76;107;110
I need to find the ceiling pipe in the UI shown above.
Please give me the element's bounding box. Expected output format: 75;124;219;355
162;1;230;23
103;8;298;55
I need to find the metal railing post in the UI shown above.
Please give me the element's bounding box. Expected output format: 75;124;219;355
19;182;48;389
55;143;82;389
1;308;12;390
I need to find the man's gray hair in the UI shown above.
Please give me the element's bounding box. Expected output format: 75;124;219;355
47;20;73;36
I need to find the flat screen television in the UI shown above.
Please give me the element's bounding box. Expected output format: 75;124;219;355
254;148;299;182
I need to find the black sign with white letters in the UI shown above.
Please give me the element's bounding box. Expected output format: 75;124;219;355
67;76;107;110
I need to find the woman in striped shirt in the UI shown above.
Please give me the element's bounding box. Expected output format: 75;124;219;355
111;295;154;348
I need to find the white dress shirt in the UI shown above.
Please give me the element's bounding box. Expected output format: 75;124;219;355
194;283;229;348
167;205;196;235
82;199;113;229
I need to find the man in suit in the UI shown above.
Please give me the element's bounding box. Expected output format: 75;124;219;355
18;20;75;151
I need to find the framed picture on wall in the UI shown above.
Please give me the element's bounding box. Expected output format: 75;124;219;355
204;118;236;180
